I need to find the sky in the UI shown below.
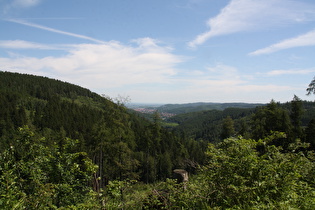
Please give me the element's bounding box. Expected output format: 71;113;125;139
1;0;315;104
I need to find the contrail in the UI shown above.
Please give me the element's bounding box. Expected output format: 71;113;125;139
6;18;106;44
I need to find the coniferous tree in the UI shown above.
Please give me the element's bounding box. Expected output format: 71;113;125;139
305;119;315;149
220;116;235;139
306;76;315;96
290;95;304;140
251;100;292;148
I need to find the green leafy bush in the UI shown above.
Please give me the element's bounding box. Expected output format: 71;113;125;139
0;127;99;209
201;132;315;209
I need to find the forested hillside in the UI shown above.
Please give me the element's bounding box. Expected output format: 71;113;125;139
1;71;315;209
0;71;205;208
166;107;256;141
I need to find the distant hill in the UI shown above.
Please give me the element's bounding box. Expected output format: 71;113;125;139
164;100;315;142
165;107;256;141
156;102;264;114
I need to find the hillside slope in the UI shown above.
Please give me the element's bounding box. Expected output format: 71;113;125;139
0;71;205;184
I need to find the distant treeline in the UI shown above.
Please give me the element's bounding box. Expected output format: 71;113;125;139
166;97;315;149
157;102;264;114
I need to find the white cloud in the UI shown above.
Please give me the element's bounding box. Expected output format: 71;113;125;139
150;64;294;103
207;64;240;80
140;79;294;104
0;40;60;50
188;0;315;48
0;36;307;104
6;19;106;44
0;38;182;90
2;0;42;15
0;42;301;103
249;29;315;55
12;0;41;8
266;68;315;76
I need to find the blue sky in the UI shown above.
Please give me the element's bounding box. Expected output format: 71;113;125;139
1;0;315;104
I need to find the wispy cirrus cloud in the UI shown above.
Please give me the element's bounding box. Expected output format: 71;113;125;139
188;0;315;48
0;40;61;50
249;29;315;55
12;0;42;8
6;19;106;44
266;68;315;76
2;0;42;15
206;64;240;80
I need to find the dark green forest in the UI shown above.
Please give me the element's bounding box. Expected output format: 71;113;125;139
166;98;315;146
1;71;315;209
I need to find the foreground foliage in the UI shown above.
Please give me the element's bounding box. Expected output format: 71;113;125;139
0;127;98;209
201;133;315;209
2;128;315;209
130;133;315;209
